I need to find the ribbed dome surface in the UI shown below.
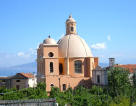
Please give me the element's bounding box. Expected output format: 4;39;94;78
57;34;93;58
43;38;56;44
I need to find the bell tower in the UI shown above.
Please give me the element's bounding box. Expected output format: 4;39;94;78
66;15;77;35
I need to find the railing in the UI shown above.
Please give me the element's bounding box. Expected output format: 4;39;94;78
0;98;57;106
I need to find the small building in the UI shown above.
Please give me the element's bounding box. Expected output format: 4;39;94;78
114;64;136;84
109;58;115;67
0;73;37;90
10;73;37;90
92;66;108;86
0;77;9;88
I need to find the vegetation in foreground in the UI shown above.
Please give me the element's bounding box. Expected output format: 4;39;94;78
0;67;136;106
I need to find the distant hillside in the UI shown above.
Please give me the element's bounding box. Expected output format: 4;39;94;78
0;62;108;76
0;62;37;76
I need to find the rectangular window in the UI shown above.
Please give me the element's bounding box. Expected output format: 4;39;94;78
63;84;66;91
50;62;53;73
75;60;82;73
16;80;20;82
97;75;100;84
2;80;5;82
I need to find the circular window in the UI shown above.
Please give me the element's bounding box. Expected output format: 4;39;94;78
48;52;54;57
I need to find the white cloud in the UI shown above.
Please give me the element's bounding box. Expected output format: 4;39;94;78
29;48;36;55
107;35;111;41
91;42;106;50
17;48;36;58
17;52;25;57
0;51;36;67
0;48;37;67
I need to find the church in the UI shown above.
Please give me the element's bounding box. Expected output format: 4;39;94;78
37;15;101;92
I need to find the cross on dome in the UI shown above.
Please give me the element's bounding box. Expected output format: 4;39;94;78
69;14;72;18
48;35;51;38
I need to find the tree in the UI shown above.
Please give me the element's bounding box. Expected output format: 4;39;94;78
108;67;131;97
0;82;48;100
133;73;136;87
34;82;48;99
50;87;67;106
109;96;130;106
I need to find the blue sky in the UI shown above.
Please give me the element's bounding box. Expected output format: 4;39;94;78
0;0;136;67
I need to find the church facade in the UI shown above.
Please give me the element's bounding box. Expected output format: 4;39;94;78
37;15;99;92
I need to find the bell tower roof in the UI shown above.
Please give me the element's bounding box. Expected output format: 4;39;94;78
66;15;77;35
66;15;76;23
43;35;56;45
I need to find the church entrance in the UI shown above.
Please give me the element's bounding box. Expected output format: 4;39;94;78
59;63;63;75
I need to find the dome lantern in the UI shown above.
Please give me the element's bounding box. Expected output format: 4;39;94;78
66;15;77;35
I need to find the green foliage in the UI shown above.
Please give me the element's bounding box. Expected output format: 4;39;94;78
37;82;46;90
89;85;103;95
109;96;130;106
50;87;61;98
0;86;15;94
1;67;136;105
72;86;90;106
50;87;67;106
108;67;131;97
49;85;112;106
0;82;47;100
133;73;136;87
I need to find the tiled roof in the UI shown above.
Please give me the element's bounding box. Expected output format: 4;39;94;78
19;73;34;78
114;64;136;73
0;77;8;79
94;65;102;70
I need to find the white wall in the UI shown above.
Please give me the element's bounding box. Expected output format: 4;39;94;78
92;70;108;85
28;77;37;88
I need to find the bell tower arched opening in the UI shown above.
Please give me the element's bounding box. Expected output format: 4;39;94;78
66;15;76;35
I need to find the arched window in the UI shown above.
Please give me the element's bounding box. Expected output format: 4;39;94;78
50;62;53;73
71;27;74;31
50;84;54;87
63;84;66;91
74;60;82;73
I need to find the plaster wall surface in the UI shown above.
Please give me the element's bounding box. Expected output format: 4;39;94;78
45;75;91;92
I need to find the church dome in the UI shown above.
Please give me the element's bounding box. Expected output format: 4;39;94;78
43;36;56;44
57;34;93;58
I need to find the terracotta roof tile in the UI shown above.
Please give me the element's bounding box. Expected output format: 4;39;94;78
0;77;8;79
19;73;34;78
114;64;136;73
